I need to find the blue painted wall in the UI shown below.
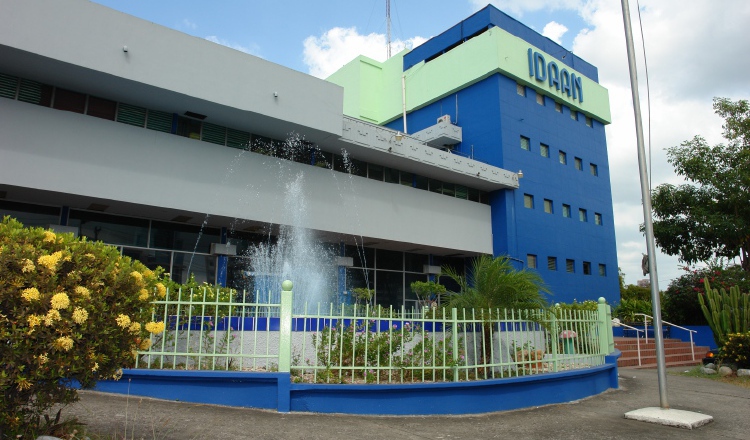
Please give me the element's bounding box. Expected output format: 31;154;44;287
388;72;619;305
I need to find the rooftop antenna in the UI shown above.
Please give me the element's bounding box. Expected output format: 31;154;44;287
386;0;392;58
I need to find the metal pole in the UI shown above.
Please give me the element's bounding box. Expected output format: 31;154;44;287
619;0;668;408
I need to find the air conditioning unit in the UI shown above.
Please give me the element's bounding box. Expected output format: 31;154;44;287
337;256;354;267
210;243;237;256
437;115;451;124
423;265;442;275
47;224;79;237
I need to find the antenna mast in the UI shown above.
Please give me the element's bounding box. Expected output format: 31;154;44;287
386;0;392;58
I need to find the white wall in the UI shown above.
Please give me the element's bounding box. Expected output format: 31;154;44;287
0;99;493;254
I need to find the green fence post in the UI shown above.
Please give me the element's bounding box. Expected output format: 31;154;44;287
278;280;293;373
550;306;559;372
451;308;459;382
597;297;612;355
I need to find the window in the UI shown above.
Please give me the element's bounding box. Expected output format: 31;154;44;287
384;167;399;184
523;194;534;209
536;92;545;105
555;102;562;113
176;116;201;139
583;261;592;275
87;96;116;120
540;143;549;158
599;264;607;276
53;88;86;114
547;257;557;271
368;163;384;181
566;259;575;273
585;116;593;127
590;163;599;176
571;110;578;121
562;204;571;218
559;151;567;165
594;213;603;225
543;199;553;214
574;157;583;170
520;136;530;151
579;208;587;222
527;254;537;269
516;83;526;96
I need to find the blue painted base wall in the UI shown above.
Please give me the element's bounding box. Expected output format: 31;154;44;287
613;325;716;350
93;354;620;415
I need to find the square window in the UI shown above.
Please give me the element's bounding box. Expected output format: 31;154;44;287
559;151;567;165
599;264;607;276
571;110;578;121
520;136;530;151
575;157;582;170
583;261;592;275
517;83;526;96
566;259;575;273
555;102;562;113
536;92;545;105
524;194;534;209
595;213;603;225
562;204;571;218
585;116;593;127
590;163;599;176
548;257;557;271
527;254;537;269
579;208;587;222
543;199;553;214
540;143;549;158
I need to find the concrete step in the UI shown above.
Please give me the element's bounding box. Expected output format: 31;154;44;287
614;337;708;369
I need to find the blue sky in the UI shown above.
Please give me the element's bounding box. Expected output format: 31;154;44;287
91;0;750;288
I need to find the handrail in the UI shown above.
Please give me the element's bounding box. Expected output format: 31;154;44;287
634;313;696;361
612;319;642;366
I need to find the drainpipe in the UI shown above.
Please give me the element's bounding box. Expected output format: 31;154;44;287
401;73;408;134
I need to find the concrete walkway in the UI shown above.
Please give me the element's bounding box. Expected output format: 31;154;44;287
66;367;749;439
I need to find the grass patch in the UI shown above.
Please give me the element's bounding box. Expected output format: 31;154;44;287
674;365;750;389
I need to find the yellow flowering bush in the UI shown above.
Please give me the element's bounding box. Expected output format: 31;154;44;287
0;216;164;436
722;332;750;369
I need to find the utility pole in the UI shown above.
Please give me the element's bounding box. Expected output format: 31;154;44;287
386;0;392;58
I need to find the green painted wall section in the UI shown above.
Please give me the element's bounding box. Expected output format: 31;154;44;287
327;26;611;125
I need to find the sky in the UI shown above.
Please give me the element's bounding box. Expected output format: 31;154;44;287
92;0;750;287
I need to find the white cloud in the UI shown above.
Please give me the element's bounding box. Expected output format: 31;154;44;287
182;18;196;30
204;36;261;57
570;0;750;285
542;21;568;43
302;27;427;79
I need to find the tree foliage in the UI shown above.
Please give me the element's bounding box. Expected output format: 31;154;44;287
650;98;750;271
0;217;166;437
442;255;549;312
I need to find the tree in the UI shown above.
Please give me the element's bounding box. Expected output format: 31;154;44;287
650;97;750;271
442;255;549;312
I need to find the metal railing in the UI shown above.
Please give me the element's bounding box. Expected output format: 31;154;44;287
612;319;643;366
634;313;697;361
135;285;615;384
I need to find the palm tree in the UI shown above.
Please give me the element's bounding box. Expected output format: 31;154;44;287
442;255;550;373
443;255;549;311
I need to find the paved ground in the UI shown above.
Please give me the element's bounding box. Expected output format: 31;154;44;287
65;367;750;440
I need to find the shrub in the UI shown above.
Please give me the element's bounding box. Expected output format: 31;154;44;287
0;217;166;438
613;298;653;323
663;265;750;325
722;332;750;369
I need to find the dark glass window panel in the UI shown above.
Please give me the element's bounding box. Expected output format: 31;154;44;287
376;249;403;271
400;171;414;187
176;116;202;139
368;163;384;181
68;210;148;247
0;201;60;228
428;179;442;193
86;96;117;120
404;252;428;273
313;151;333;168
346;267;373;292
442;182;455;196
375;270;403;309
53;88;86;114
171;251;216;285
227;256;255;296
468;188;480;202
345;245;374;268
333;154;347;173
414;175;428;190
121;247;172;272
384;167;399;184
349;158;367;177
150;220;220;253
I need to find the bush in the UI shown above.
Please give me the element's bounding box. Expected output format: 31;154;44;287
663;265;750;325
722;332;750;369
0;217;166;438
613;298;653;323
